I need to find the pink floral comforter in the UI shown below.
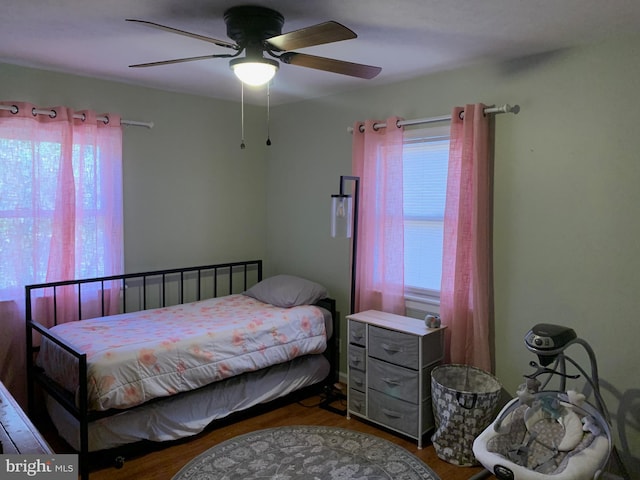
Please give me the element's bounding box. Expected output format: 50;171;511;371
37;294;327;411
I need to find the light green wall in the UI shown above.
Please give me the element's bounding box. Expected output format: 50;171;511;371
267;34;640;472
2;31;639;472
1;63;268;272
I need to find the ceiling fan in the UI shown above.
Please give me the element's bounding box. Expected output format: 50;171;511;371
126;5;382;86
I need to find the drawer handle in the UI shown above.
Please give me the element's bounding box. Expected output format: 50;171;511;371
382;377;400;387
349;356;362;365
381;408;401;418
353;378;364;386
381;343;402;354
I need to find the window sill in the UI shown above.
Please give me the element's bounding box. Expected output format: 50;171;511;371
405;291;440;316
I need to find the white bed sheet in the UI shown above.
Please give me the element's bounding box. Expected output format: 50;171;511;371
47;353;330;452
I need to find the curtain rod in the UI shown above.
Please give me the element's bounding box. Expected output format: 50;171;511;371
347;103;519;133
0;104;154;129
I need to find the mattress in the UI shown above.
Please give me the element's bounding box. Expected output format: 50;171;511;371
37;294;328;411
48;353;330;452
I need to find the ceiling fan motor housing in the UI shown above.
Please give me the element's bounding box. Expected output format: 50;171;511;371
224;6;284;55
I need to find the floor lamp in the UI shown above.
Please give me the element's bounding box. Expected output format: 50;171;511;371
322;175;359;416
330;175;360;316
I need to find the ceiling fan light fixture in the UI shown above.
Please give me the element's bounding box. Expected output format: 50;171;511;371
230;57;279;86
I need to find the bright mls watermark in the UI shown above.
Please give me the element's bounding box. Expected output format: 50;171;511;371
0;455;77;479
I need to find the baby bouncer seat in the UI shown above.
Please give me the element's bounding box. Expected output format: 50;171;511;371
472;324;626;480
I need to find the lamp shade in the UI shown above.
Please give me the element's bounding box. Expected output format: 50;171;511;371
230;57;279;86
331;194;353;238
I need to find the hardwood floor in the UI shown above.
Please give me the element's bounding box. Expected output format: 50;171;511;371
41;391;492;480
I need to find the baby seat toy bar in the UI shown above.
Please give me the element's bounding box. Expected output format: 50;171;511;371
471;324;628;480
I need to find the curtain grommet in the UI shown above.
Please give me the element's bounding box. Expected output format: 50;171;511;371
10;105;19;115
34;108;57;118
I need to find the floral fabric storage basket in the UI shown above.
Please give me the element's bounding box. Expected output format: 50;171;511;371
431;364;502;466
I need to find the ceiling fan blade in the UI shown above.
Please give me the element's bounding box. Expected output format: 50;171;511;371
129;54;228;68
126;19;239;50
266;21;356;52
280;52;381;79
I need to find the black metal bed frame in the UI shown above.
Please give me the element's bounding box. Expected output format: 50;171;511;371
25;260;338;480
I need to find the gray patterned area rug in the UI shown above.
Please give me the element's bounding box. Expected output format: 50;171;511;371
172;425;440;480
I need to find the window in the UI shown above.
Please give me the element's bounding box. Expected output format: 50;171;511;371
0;138;64;290
402;125;450;301
0;121;123;294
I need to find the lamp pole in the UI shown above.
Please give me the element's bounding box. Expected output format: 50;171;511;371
324;175;360;415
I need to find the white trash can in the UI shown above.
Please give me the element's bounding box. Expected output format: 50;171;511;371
431;364;502;466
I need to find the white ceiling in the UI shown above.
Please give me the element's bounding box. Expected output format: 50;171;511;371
2;0;640;106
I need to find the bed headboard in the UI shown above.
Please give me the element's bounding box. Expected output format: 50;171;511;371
25;259;263;326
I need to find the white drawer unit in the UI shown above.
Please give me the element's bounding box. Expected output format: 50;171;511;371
346;310;445;448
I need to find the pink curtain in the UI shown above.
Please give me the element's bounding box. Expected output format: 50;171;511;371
440;104;494;372
0;101;124;406
351;117;405;315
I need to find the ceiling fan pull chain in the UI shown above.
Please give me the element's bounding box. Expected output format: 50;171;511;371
240;82;246;149
266;83;272;146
